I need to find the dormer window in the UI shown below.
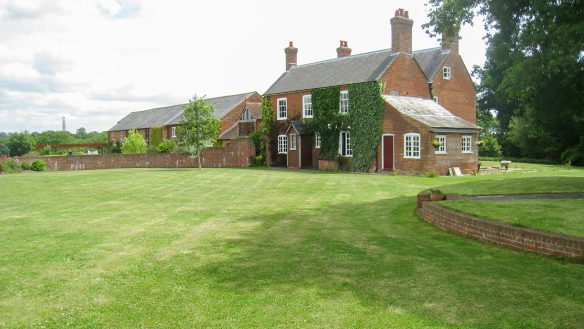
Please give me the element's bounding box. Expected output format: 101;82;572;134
443;67;452;80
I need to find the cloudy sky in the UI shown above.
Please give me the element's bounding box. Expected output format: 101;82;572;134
0;0;487;133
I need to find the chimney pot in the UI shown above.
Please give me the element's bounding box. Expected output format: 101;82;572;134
336;40;352;58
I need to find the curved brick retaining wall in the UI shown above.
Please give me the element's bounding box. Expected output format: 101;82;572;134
417;190;584;260
20;139;254;171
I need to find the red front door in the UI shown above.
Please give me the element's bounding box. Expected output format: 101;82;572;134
383;135;394;171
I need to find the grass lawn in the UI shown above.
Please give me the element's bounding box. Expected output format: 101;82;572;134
1;165;584;328
441;199;584;237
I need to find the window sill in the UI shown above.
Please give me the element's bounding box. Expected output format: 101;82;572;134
277;118;287;121
303;115;313;119
404;156;421;159
434;152;447;155
462;151;473;154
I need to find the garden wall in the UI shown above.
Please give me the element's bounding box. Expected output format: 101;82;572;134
21;139;254;170
417;191;584;259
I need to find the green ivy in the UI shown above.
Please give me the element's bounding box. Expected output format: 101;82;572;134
150;126;164;147
347;82;385;172
310;86;349;159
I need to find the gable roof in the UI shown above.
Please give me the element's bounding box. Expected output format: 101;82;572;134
265;50;399;95
285;120;309;135
109;92;256;131
412;47;450;82
264;47;451;95
383;95;480;132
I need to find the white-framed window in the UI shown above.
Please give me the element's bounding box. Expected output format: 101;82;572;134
277;135;288;154
433;96;439;103
290;134;297;150
443;66;452;80
303;95;313;118
340;90;349;114
435;135;447;154
462;135;472;153
315;132;321;149
277;98;287;120
171;126;177;138
404;133;421;159
339;131;352;157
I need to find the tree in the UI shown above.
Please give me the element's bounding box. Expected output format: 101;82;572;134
121;129;147;154
0;143;9;156
8;132;36;156
75;127;87;139
424;0;584;162
179;96;221;169
36;130;75;145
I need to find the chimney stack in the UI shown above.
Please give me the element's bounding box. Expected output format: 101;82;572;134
285;41;298;71
336;40;352;58
441;30;459;56
390;8;413;54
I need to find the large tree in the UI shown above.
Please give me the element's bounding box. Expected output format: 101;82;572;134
7;132;36;156
424;0;584;162
179;96;221;169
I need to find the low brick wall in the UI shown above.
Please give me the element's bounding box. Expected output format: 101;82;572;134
417;191;584;259
21;139;254;170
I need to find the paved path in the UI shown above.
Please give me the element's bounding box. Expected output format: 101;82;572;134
469;192;584;201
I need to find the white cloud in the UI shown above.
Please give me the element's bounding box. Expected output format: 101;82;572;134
0;0;488;133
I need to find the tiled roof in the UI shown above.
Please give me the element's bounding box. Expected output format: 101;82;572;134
246;102;262;120
218;123;238;140
265;50;399;95
109;92;256;131
286;120;309;135
264;47;451;95
383;95;480;131
412;47;450;82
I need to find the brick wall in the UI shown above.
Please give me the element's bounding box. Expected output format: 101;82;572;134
417;191;584;259
380;53;431;98
22;139;254;170
431;54;477;124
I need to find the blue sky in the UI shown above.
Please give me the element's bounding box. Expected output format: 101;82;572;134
0;0;487;133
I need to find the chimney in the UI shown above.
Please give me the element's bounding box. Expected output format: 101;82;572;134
390;8;413;54
336;40;352;58
284;41;298;71
441;30;459;56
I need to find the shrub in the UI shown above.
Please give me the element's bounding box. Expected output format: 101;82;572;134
31;160;46;171
423;171;438;178
21;161;31;170
157;140;178;153
250;155;266;167
121;129;147;154
0;159;21;173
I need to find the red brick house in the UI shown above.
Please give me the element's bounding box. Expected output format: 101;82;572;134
108;92;262;145
264;8;480;175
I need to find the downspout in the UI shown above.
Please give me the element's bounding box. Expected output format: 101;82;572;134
428;80;434;100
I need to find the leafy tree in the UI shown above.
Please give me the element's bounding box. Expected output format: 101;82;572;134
121;129;147;154
75;127;87;139
0;143;9;156
8;132;36;156
35;130;76;145
179;96;221;169
424;0;584;162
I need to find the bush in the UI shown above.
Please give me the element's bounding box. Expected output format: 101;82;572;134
21;161;31;170
560;137;584;166
0;159;21;173
121;129;147;154
157;140;178;153
250;155;266;167
31;160;46;171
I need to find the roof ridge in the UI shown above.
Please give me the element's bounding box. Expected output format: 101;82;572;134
412;46;447;54
128;103;186;115
292;48;394;69
205;91;255;101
